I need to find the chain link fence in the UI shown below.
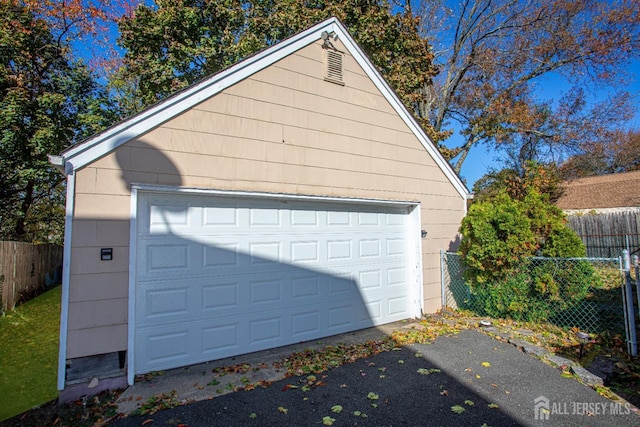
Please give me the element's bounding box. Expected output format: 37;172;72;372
441;251;625;335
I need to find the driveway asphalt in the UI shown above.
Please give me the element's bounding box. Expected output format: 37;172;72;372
107;327;639;426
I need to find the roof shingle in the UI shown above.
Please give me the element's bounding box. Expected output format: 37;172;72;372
556;170;640;210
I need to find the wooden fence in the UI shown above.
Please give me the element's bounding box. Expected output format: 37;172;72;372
0;241;63;312
566;211;640;258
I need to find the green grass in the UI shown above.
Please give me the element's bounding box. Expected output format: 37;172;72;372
0;286;61;422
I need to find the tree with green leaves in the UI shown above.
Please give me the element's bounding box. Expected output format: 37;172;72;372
113;0;438;127
458;186;591;322
0;2;112;243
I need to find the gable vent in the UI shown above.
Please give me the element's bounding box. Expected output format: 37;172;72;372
324;50;345;86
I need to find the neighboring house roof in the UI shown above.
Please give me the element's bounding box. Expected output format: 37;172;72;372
556;170;640;210
49;17;469;200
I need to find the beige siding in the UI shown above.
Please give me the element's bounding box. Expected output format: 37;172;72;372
66;39;465;359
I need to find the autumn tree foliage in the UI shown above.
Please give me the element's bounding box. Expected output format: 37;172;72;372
416;0;640;173
559;128;640;179
472;161;564;203
0;2;116;242
113;0;437;124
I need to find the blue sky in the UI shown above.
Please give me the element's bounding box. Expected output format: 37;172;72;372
455;57;640;189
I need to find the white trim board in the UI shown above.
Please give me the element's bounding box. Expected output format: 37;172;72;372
127;187;139;386
57;172;76;390
131;184;419;208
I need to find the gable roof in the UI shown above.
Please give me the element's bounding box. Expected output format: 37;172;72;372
50;17;468;199
556;170;640;210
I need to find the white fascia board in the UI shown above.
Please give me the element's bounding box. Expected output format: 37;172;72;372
61;18;343;172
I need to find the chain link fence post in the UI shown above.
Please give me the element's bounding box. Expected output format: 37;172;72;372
622;250;638;356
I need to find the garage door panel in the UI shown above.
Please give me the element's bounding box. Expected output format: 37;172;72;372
203;205;239;227
135;193;415;374
358;239;381;258
290;241;320;263
387;267;407;287
203;244;240;268
386;238;406;256
202;323;240;355
202;281;240;312
144;286;190;319
147;244;190;272
388;296;409;317
249;277;283;305
291;275;320;299
142;328;192;370
327;240;352;261
149;203;191;229
291;209;319;226
249;242;282;264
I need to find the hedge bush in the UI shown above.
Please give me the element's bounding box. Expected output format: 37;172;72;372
459;189;595;321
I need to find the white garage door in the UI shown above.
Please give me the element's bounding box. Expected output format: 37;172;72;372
133;191;419;374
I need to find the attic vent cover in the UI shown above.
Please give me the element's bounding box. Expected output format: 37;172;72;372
324;50;345;85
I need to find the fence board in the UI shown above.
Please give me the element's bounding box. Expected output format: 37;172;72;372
0;241;63;312
567;211;640;257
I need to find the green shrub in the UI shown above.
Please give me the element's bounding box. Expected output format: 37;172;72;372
459;189;586;286
468;259;599;322
458;191;536;286
459;188;594;321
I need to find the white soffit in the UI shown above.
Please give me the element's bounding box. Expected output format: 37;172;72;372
58;17;469;199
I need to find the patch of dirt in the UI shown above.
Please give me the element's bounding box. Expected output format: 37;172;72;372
0;390;123;427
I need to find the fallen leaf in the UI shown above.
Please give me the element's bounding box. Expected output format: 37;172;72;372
367;392;379;400
340;384;348;388
481;362;491;367
249;413;257;419
475;374;481;379
278;406;288;415
464;400;474;406
440;390;448;396
331;405;343;413
322;416;335;425
142;420;154;426
488;403;499;409
281;384;298;391
451;405;465;414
